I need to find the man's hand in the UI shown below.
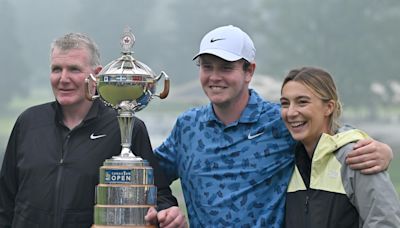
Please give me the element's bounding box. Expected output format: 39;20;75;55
346;138;393;174
145;206;188;228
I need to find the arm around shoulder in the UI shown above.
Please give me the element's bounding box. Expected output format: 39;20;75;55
346;138;393;174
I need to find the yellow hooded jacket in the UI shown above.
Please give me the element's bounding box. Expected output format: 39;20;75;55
285;128;400;228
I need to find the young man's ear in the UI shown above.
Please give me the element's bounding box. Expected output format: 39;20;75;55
245;62;256;82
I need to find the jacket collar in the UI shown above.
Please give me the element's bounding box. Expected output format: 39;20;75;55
53;99;102;126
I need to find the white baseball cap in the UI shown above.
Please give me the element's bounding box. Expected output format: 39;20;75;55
193;25;256;62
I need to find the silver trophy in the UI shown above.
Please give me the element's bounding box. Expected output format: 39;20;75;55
85;27;170;228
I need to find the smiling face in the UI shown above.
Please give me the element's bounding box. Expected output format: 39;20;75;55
280;80;334;152
50;47;100;109
198;54;254;109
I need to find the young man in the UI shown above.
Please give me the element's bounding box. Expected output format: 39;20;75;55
0;33;185;228
153;25;393;227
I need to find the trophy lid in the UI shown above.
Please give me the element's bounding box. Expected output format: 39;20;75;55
98;27;156;79
94;27;161;109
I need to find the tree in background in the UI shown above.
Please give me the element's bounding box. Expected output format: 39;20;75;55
251;0;400;107
71;0;400;107
165;0;262;84
73;0;166;74
0;0;29;112
73;0;262;86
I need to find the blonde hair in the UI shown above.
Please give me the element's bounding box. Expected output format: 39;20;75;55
281;66;342;133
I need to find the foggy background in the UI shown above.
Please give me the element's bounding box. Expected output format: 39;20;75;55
1;0;399;209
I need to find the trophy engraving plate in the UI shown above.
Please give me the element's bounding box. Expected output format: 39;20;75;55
86;27;170;227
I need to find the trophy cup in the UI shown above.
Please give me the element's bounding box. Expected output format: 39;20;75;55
85;28;170;227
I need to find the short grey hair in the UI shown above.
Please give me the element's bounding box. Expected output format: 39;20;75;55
50;32;101;67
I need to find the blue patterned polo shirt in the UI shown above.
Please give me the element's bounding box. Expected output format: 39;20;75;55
154;89;295;227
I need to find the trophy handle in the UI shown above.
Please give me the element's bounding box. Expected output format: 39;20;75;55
154;71;170;99
85;74;100;101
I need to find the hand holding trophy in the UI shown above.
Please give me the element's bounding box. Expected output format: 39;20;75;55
86;27;170;227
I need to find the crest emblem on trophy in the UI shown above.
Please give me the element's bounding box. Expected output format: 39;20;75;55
85;27;170;227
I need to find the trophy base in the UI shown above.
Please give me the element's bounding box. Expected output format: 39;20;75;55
93;157;157;227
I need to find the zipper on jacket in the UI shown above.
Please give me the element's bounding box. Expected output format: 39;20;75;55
54;133;70;228
304;191;311;228
304;195;309;214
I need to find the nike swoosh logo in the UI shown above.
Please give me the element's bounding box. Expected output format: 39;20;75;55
90;133;107;140
248;131;264;140
210;38;225;43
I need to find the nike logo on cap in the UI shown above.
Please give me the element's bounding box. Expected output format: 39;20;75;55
90;133;107;140
210;38;225;43
248;131;264;140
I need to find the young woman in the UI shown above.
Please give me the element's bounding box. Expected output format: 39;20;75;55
280;66;400;227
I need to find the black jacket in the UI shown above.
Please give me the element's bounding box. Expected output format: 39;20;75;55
0;100;177;228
